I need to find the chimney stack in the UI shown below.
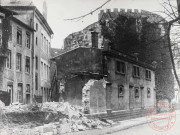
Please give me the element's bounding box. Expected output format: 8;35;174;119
91;31;98;48
43;0;47;20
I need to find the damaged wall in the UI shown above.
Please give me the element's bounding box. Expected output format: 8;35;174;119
82;79;106;114
63;22;103;51
64;76;89;106
55;47;103;80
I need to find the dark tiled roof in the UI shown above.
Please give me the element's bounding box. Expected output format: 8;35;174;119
1;0;34;6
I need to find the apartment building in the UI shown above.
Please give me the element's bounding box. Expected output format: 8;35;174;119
1;0;53;104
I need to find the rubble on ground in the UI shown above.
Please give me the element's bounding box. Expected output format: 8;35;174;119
0;100;5;108
0;102;114;134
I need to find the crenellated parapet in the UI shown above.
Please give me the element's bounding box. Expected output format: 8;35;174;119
98;8;166;23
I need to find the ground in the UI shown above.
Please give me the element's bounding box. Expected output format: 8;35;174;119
108;114;180;135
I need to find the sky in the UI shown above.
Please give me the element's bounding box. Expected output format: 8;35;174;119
32;0;177;49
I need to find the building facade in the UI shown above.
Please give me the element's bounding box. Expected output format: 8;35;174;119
0;6;18;105
62;8;174;103
1;0;53;104
2;17;34;104
52;45;156;114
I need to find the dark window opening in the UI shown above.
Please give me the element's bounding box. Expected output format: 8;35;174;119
17;28;22;45
147;88;151;98
135;88;139;98
36;23;38;31
118;85;124;97
145;70;151;80
25;56;30;73
36;37;38;46
26;84;30;93
35;56;38;69
133;65;140;78
116;61;126;74
6;50;11;69
16;53;21;71
26;32;30;49
35;73;38;90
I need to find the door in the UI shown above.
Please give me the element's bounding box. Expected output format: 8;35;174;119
129;86;134;109
7;85;13;104
17;83;23;103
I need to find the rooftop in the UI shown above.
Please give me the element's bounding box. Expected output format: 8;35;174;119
1;0;34;6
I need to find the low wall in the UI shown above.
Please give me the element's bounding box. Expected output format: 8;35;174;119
85;108;148;122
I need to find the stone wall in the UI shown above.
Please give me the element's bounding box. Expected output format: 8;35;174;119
82;79;106;114
107;56;156;111
63;22;103;51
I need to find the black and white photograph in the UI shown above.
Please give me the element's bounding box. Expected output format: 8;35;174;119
0;0;180;134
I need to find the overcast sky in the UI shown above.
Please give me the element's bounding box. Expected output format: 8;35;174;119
32;0;177;49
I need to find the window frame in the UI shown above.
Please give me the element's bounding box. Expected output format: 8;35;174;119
35;56;38;70
135;87;139;98
16;53;22;71
17;28;22;45
36;23;38;31
133;65;140;78
26;32;31;49
35;73;38;90
147;88;151;98
118;85;124;98
145;69;151;81
5;49;11;69
25;56;30;74
26;84;30;93
116;60;126;75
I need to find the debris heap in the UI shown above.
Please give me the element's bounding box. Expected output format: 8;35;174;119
0;102;114;133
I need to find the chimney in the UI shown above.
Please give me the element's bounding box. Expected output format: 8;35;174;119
43;0;47;20
91;31;98;48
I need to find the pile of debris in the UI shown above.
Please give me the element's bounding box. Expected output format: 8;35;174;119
1;102;114;133
41;102;114;132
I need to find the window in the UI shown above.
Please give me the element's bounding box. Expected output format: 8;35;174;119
44;63;46;79
41;62;43;77
35;73;38;90
47;66;49;80
118;85;124;97
133;65;140;78
41;34;43;49
6;50;11;69
44;37;46;51
25;56;30;73
16;53;22;71
36;23;38;31
35;56;38;69
36;37;38;46
116;60;126;74
17;83;23;103
9;25;12;41
145;69;151;80
135;87;139;98
26;32;30;49
46;40;48;53
26;84;30;93
17;28;22;45
147;88;151;98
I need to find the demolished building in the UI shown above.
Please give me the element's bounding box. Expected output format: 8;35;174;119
62;8;174;103
52;43;156;116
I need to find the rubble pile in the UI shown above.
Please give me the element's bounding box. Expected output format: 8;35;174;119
41;102;113;132
1;102;40;113
0;102;114;133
